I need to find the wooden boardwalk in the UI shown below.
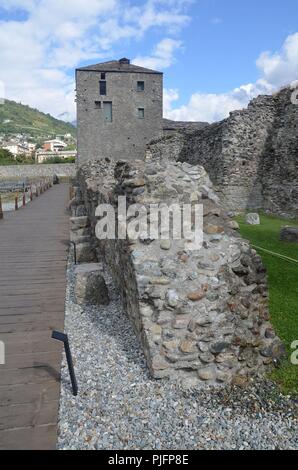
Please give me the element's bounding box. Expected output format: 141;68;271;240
0;184;69;450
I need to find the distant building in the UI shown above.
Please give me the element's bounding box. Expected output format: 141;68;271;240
27;142;37;152
43;139;67;152
76;58;163;164
36;149;77;163
2;142;31;157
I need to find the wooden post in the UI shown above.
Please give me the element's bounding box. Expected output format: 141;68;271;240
30;187;33;201
15;194;19;211
23;192;26;207
0;195;3;220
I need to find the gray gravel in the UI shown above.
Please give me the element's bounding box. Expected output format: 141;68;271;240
57;259;298;450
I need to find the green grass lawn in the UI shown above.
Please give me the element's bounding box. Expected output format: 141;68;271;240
236;213;298;395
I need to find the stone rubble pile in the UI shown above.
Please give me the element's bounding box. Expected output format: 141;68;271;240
69;152;285;386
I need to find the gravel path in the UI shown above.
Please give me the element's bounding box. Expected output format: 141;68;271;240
57;259;298;450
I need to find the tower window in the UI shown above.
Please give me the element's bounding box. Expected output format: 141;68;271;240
138;107;145;119
137;81;145;91
101;72;106;80
103;101;112;122
100;80;106;95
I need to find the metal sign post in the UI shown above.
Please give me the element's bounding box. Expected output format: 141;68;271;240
51;330;78;396
0;195;3;220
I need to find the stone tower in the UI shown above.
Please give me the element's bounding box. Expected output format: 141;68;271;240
76;58;163;164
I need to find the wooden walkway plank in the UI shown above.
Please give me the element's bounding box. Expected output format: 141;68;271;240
0;184;69;450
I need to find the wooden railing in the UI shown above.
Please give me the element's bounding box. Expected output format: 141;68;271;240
0;177;53;219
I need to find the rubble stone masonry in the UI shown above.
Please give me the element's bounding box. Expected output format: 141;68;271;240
72;151;285;386
151;86;298;217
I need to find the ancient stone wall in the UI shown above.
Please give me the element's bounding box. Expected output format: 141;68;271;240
158;86;297;216
0;163;76;180
162;118;209;136
261;88;298;216
74;154;284;386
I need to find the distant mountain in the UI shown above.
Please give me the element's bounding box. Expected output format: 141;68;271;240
0;100;76;137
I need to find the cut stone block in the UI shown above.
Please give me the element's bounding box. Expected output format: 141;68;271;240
76;242;97;263
74;263;109;305
245;213;260;225
70;227;91;243
70;216;89;230
280;226;298;242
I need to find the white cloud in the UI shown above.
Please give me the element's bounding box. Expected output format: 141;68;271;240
165;32;298;123
134;38;182;70
0;0;190;120
164;81;274;122
163;88;179;114
256;32;298;87
3;1;296;125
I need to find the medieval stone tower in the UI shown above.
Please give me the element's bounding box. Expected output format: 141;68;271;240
76;58;163;164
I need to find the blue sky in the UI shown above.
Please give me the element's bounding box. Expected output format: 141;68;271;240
0;0;297;122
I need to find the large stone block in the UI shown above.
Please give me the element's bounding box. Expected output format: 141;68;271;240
280;226;298;242
245;213;260;225
74;263;109;305
76;242;97;263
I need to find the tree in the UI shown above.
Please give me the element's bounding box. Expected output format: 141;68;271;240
0;148;15;164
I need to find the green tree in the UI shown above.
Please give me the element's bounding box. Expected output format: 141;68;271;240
0;148;15;165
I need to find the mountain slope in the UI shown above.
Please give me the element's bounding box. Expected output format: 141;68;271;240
0;99;76;137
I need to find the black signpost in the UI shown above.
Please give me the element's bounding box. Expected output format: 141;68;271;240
51;330;78;396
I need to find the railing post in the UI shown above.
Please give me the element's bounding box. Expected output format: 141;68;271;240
0;195;3;220
15;194;19;211
22;192;26;207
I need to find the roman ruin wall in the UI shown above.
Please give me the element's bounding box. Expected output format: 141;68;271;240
154;86;298;216
71;152;285;386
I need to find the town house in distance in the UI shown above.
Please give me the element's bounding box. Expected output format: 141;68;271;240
76;58;163;163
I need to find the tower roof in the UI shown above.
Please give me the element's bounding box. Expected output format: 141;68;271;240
76;58;162;75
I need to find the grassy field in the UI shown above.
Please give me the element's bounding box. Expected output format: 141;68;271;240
236;213;298;395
